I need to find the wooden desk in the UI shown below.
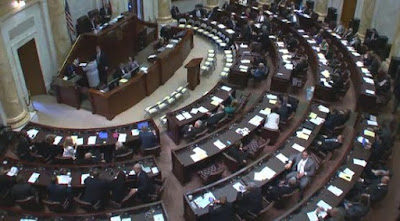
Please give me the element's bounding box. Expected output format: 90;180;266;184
166;83;232;145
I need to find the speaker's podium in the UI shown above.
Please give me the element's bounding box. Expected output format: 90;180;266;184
185;58;203;90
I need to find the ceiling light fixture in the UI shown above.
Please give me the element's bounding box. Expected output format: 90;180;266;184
12;0;26;8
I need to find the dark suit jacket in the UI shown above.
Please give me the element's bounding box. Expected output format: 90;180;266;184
47;184;71;203
110;178;127;203
135;171;155;201
209;202;235;221
242;24;253;42
324;113;346;131
139;131;158;149
183;124;207;139
227;146;247;164
276;102;290;121
227;19;236;30
369;58;380;75
267;182;297;201
100;7;112;19
236;187;263;215
0;175;15;195
206;112;226;126
320;138;341;151
367;183;388;202
114;67;128;79
82;177;109;204
289;154;316;177
96;51;108;72
11;183;37;200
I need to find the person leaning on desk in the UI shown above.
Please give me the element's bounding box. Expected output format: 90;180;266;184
208;196;235;221
235;182;263;218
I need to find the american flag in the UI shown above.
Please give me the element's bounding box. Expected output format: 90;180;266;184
64;0;75;42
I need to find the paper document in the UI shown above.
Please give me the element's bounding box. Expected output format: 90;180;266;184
27;129;39;139
198;106;209;113
81;174;90;185
57;175;71;185
53;136;63;145
292;143;305;152
317;200;332;212
276;153;288;163
321;70;330;78
142;167;151;173
307;39;316;44
7;167;18;177
190;108;199;115
88;136;97;145
367;120;378;126
110;216;121;221
279;49;289;54
182;112;192;119
318;105;330;113
241;59;251;64
248;115;264;126
166;44;174;48
310;117;325;125
339;172;352;182
221;86;232;92
260;107;271;116
118;133;127;143
131;129;140;136
356;61;364;67
363;129;375;137
296;132;309;140
233;182;246;192
267;94;278;100
213;140;227;150
76;137;83;145
353;158;367;167
153;214;165;221
302;128;312;135
28;173;40;183
363;77;374;84
176;114;185;121
285;64;294;70
327;185;343;196
151;167;159;174
269;99;277;104
307;210;318;221
309;112;317;119
211;96;224;104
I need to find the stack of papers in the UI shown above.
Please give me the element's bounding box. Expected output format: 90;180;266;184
213;140;227;150
53;136;63;145
221;86;232;92
363;129;375;137
353;158;367;167
153;214;165;221
339;168;355;182
254;166;276;181
292;143;305;152
182;112;192;120
88;136;97;145
327;185;343;196
233;182;246;192
176;114;185;121
151;167;159;174
57;175;72;184
198;106;209;113
276;153;289;163
81;174;90;185
131;129;140;136
310;117;325;125
260;107;271;115
296;132;309;140
190;147;208;162
28;173;40;183
248;115;264;126
27;129;39;139
318;105;330;113
6;167;18;177
118;133;127;143
235;127;250;136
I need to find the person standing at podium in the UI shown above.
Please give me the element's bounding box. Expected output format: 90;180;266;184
82;58;100;88
95;45;109;86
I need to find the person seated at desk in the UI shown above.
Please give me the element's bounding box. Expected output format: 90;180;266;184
82;58;101;88
209;196;235;221
62;136;77;159
363;50;374;66
369;135;386;163
316;207;346;221
100;1;112;23
364;29;378;50
349;34;362;51
110;171;130;203
131;163;155;202
243;20;257;42
265;177;298;201
205;107;226;127
362;176;390;203
226;141;248;167
291;56;309;77
314;30;324;45
263;112;280;131
47;176;72;203
343;28;355;41
64;58;79;79
323;109;350;132
308;9;319;21
287;34;299;52
11;175;39;201
284;150;316;189
334;22;345;36
90;17;100;31
235;182;263;217
327;54;341;69
242;7;253;19
192;5;206;18
160;24;172;42
276;98;291;122
315;134;344;152
256;10;267;23
220;98;239;115
342;194;370;220
11;133;34;162
34;134;61;162
127;56;139;72
171;5;181;20
227;15;238;31
182;120;208;139
76;152;100;164
368;54;381;77
82;169;110;207
114;63;128;79
375;71;391;96
280;94;298;113
252;63;267;80
288;10;300;27
139;125;158;150
0;168;16;197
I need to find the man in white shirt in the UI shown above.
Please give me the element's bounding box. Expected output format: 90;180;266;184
263;112;280;130
284;150;316;189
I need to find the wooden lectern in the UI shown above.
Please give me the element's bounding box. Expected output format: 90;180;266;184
185;58;202;90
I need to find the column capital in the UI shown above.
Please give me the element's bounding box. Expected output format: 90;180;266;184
205;0;219;10
157;0;173;24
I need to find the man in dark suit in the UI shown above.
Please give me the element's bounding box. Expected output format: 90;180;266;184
82;170;110;207
235;182;263;217
363;176;389;203
368;54;381;76
182;120;208;139
209;196;235;221
139;125;158;150
285;150;316;189
11;175;39;201
96;45;109;86
227;15;237;31
242;20;256;42
47;176;72;203
205;107;226;127
276;99;290;122
226;141;248;167
315;134;344;152
266;177;298;201
171;5;181;20
0;168;16;198
323;109;349;132
131;164;155;202
114;63;128;79
100;2;112;23
291;56;308;77
160;25;172;42
309;9;319;21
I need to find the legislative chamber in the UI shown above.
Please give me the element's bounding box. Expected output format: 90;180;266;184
0;0;399;221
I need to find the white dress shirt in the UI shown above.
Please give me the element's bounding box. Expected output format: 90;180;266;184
297;157;308;174
264;112;280;130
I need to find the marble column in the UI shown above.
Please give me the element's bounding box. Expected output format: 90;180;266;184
315;0;328;19
206;0;219;9
388;14;400;63
157;0;173;24
110;0;128;18
0;35;30;129
47;0;71;68
258;0;271;5
357;0;377;38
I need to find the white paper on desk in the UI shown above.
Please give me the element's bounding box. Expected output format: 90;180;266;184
198;106;209;113
204;192;216;202
269;35;277;39
303;34;310;39
347;46;355;52
307;39;316;44
296;132;309;140
233;182;246;192
176;114;185;121
182;112;192;120
218;24;226;29
131;129;140;136
110;216;121;221
285;64;294;70
276;153;289;163
151;167;159;174
260;166;276;180
211;96;224;104
81;173;90;185
317;200;332;212
194;195;212;209
318;105;330;113
57;175;71;184
357;136;369;144
148;54;157;59
153;214;165;221
327;185;343;196
75;138;83;146
267;94;278;100
213;139;227;150
363;77;374;84
361;68;369;74
254;172;265;181
6;167;18;177
367;120;378;126
279;49;289;54
365;89;375;95
318;53;326;60
221;85;232;92
166;44;174;48
283;59;291;64
356;61;364;67
248;115;264;126
226;29;235;34
307;210;319;221
88;136;97;145
352;52;361;57
343;168;355;177
310;117;325;125
27;129;39;139
282;55;292;60
28;172;40;183
129;170;136;175
298;29;305;33
142;166;151;173
118;133;127;143
302;128;312;135
239;65;249;70
321;70;330;78
193;147;207;154
121;218;132;221
240;44;248;48
53;136;63;145
353;158;367;167
190;108;199;115
241;59;251;64
277;41;284;47
341;40;348;45
260;108;271;116
79;63;87;67
140;67;148;73
292;143;305;152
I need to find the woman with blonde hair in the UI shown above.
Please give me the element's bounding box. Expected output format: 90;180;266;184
62;136;76;158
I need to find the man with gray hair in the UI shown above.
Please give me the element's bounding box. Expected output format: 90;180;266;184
130;163;155;202
235;182;263;217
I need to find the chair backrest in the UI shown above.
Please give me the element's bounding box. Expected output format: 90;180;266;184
54;156;74;164
116;149;134;161
141;145;161;157
223;152;240;172
43;199;66;212
73;196;97;211
207;166;224;183
16;196;42;211
88;9;99;19
120;191;136;207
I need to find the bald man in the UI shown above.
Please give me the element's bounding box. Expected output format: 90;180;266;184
131;164;155;202
364;176;390;203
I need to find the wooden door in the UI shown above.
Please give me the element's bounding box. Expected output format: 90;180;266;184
341;0;357;28
17;39;46;96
